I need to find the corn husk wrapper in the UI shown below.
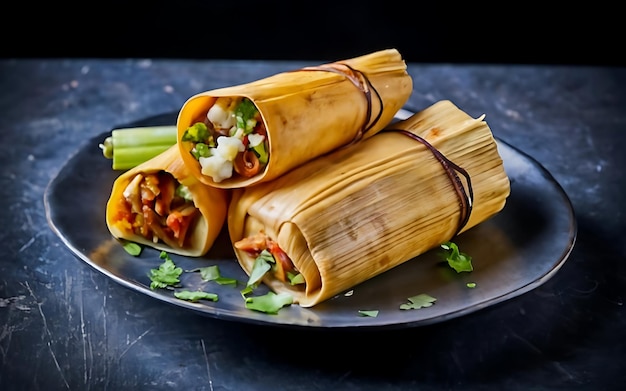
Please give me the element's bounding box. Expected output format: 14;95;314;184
228;100;511;307
177;48;413;189
106;145;229;257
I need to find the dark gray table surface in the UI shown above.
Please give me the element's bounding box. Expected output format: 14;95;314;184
1;58;624;390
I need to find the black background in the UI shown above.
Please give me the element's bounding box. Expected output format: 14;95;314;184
5;1;624;65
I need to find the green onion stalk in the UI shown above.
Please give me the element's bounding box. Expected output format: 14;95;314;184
99;126;177;170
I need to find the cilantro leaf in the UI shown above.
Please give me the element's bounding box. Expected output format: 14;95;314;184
240;286;254;298
197;265;221;281
214;277;239;286
244;292;293;314
187;265;238;286
175;290;218;302
148;251;183;290
358;310;379;317
400;294;437;310
440;241;473;273
247;249;274;287
122;241;142;256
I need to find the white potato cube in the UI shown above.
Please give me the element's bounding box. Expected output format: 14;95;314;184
207;97;238;130
199;154;234;183
214;135;245;161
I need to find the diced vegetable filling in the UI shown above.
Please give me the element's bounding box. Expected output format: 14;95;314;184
181;97;269;183
234;232;305;287
113;171;199;249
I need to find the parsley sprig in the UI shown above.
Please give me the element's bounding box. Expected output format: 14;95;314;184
440;241;473;273
149;252;183;290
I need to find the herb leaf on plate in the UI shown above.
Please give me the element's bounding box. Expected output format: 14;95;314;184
440;241;473;273
149;251;183;290
400;294;437;310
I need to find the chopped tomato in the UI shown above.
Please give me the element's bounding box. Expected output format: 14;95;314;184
166;211;183;239
267;240;295;282
267;241;295;274
234;232;268;253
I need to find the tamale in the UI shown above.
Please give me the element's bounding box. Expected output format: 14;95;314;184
228;100;511;307
176;48;413;188
106;145;229;257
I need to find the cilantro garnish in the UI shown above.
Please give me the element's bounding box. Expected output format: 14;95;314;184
240;285;254;298
214;277;238;286
189;265;238;286
400;294;437;310
243;291;293;314
122;241;142;256
148;251;183;290
197;265;220;281
145;250;292;314
358;310;379;317
247;249;274;287
440;241;473;273
174;290;218;302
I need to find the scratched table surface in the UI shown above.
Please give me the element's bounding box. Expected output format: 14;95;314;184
1;58;625;391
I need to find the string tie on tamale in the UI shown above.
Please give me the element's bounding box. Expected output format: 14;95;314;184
293;63;383;145
383;128;474;237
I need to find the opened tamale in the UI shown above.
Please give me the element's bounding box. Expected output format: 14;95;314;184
176;48;413;188
228;100;511;307
106;145;229;257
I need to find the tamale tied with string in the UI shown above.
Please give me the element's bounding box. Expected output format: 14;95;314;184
176;48;413;188
228;100;511;307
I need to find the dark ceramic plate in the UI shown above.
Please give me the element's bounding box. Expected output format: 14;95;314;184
44;110;577;329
